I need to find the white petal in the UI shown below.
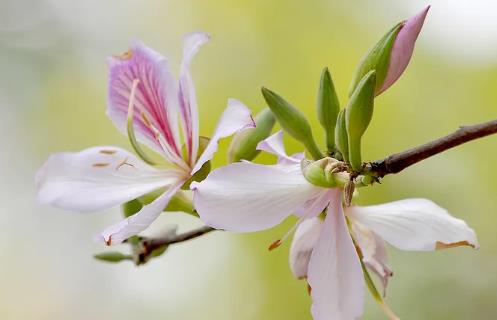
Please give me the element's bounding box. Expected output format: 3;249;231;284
350;220;393;296
179;32;210;165
256;130;302;164
191;162;323;232
294;189;334;218
191;98;255;174
99;182;183;245
36;146;183;212
346;198;479;251
308;189;365;320
289;217;323;279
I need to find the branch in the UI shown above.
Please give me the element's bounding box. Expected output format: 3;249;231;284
369;119;497;178
136;226;215;264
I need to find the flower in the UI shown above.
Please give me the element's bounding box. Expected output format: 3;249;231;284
192;131;478;320
35;32;255;245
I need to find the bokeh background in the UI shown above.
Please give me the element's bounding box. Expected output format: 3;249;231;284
2;0;497;319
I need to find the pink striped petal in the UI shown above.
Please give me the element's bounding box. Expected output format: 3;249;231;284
178;32;210;165
308;189;365;320
378;6;430;94
108;40;181;159
191;98;255;174
99;182;184;245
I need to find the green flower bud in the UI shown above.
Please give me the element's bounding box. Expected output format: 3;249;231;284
317;67;340;154
122;198;143;218
94;251;132;263
349;23;402;96
261;87;323;160
228;108;276;163
334;109;349;162
346;70;376;171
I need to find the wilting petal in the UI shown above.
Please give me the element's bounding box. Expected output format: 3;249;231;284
191;98;255;174
178;32;210;165
346;198;479;251
308;189;365;320
108;40;182;161
191;162;323;232
257;130;304;164
99;182;183;245
379;6;430;94
351;220;393;296
289;217;323;279
36;147;184;212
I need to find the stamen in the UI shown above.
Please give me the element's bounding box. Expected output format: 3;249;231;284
268;239;282;251
99;149;117;155
126;79;157;166
92;163;110;168
116;157;135;170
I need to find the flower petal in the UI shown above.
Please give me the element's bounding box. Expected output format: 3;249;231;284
178;32;210;165
294;189;334;218
99;182;183;245
379;6;430;94
256;130;303;164
308;189;365;320
351;220;393;296
108;40;182;161
191;98;255;174
36;146;183;212
346;198;479;251
289;217;323;279
191;161;323;232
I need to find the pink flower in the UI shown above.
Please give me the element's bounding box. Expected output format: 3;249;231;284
36;33;255;245
192;131;478;320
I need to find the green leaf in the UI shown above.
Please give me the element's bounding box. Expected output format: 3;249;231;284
261;87;323;160
94;251;132;263
346;70;376;171
317;67;340;153
122;199;143;218
228;108;276;162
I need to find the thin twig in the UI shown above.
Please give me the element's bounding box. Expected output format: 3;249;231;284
368;119;497;178
145;225;215;249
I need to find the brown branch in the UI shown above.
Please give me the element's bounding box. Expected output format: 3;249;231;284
136;226;216;264
369;119;497;178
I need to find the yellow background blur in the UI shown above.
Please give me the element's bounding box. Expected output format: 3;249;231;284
1;0;497;319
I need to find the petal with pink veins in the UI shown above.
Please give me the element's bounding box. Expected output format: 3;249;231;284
346;198;479;251
99;182;184;245
36;147;184;212
108;40;181;160
191;98;255;174
308;189;365;320
257;130;304;164
178;32;210;165
191;162;323;232
378;6;430;94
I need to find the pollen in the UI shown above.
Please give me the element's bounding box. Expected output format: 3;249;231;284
99;149;117;155
92;162;110;168
116;49;133;61
268;239;282;251
435;240;474;250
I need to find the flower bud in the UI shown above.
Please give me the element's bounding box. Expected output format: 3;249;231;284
94;251;132;263
228;108;276;163
346;70;376;171
349;6;429;96
261;87;323;160
317;67;340;153
334;109;349;162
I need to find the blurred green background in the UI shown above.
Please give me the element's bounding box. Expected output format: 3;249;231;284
2;0;497;319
